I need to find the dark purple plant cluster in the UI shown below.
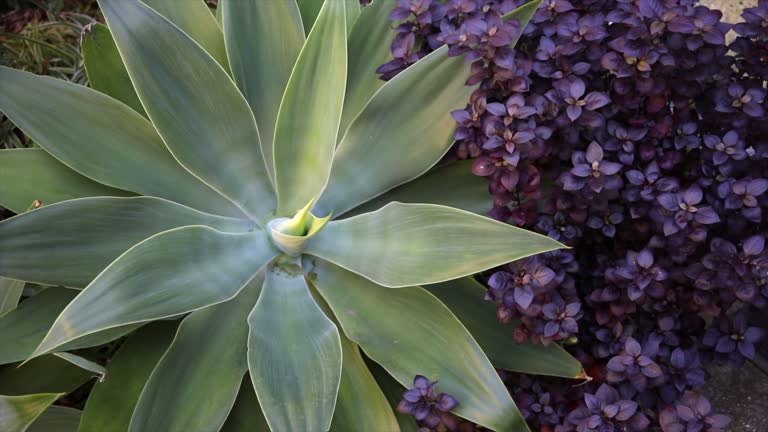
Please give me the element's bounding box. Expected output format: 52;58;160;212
383;0;768;430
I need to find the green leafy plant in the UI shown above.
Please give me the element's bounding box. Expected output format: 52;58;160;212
0;0;583;430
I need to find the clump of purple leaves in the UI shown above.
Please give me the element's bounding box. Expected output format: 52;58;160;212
397;375;462;431
382;0;768;430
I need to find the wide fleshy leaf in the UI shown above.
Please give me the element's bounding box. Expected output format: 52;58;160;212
53;353;106;382
0;394;61;432
367;360;420;432
130;277;263;432
0;149;131;215
82;23;144;116
0;197;254;288
427;277;585;378
26;406;80;432
273;0;346;215
0;66;242;218
248;258;342;432
31;225;277;357
0;356;92;396
220;376;269;432
306;203;564;287
316;47;473;217
330;334;399;431
141;0;229;69
98;0;275;220
309;260;528;431
347;160;491;217
0;288;139;365
0;278;24;316
79;322;177;432
222;0;304;183
340;0;397;134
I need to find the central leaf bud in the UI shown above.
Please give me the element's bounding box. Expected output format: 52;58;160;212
268;199;331;256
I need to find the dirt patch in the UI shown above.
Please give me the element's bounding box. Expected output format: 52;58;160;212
702;0;757;22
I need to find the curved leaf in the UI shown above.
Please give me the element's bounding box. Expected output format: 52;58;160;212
0;278;24;316
0;394;61;432
316;47;473;217
426;277;584;378
82;23;144;116
307;203;564;288
0;197;254;287
344;0;361;35
53;353;106;382
98;0;275;221
367;360;420;432
248;258;342;432
130;277;263;432
0;66;242;218
0;356;91;396
295;0;323;32
0;149;131;214
222;0;304;182
79;322;178;432
31;225;277;357
26;406;81;432
309;260;528;431
220;376;269;432
274;0;346;215
141;0;229;69
347;160;491;217
340;0;397;134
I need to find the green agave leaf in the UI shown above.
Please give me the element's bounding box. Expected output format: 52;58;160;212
344;0;361;35
248;258;342;432
26;406;80;432
0;356;91;396
0;149;132;215
222;0;304;183
295;0;323;33
82;23;145;116
0;277;24;316
347;160;491;217
307;203;564;288
309;260;528;431
141;0;229;69
0;288;139;366
330;334;399;431
367;360;420;432
0;197;254;288
316;47;473;217
79;322;178;432
220;376;269;432
0;394;61;432
31;225;277;358
273;0;346;215
0;66;242;218
98;0;275;221
130;277;263;432
53;353;106;382
426;277;585;378
340;0;397;135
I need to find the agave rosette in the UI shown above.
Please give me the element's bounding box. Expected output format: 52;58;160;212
0;0;584;430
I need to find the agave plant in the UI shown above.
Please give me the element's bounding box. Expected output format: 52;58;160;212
0;0;583;431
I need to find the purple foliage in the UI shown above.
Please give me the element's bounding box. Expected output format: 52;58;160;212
381;0;768;430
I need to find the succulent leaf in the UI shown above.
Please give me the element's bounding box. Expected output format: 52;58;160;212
0;278;24;316
220;377;269;432
0;393;62;432
26;406;81;432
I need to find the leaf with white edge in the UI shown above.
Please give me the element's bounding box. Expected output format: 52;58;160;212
0;394;61;432
426;277;585;378
220;376;269;432
248;258;342;432
309;260;529;431
346;160;491;217
295;0;323;32
0;149;132;215
0;356;91;396
141;0;229;69
31;225;277;358
316;47;473;217
79;322;178;432
26;406;81;432
0;197;254;288
53;353;106;382
340;0;397;135
0;66;242;218
98;0;275;221
222;0;304;183
82;23;144;116
307;203;564;288
130;276;263;432
0;278;24;316
273;0;346;215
